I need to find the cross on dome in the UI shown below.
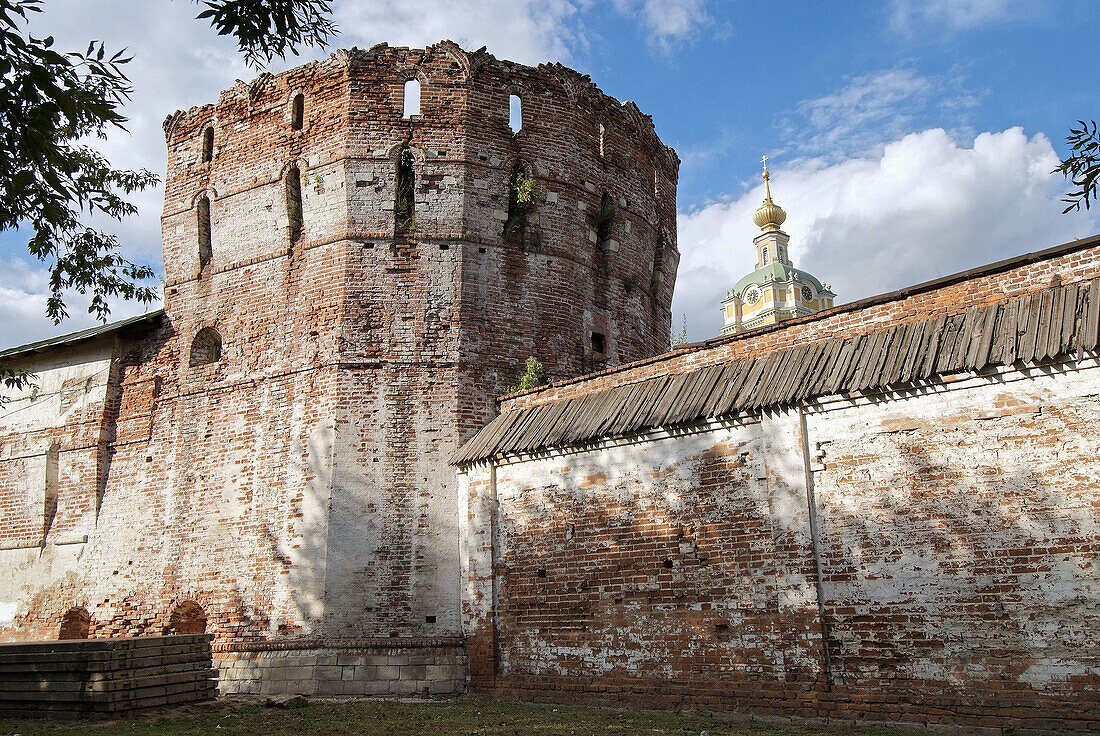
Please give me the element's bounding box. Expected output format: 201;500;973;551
753;155;786;231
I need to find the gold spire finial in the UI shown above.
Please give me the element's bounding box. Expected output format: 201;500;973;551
761;154;773;202
752;154;786;232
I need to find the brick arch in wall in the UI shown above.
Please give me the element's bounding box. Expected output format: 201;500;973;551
431;41;472;81
504;80;527;135
287;88;305;130
189;327;222;367
167;600;207;635
395;67;427;118
58;607;91;640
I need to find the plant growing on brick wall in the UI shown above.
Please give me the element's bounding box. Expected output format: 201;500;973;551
507;356;547;393
504;165;538;243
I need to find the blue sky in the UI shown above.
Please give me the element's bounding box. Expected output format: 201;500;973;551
2;0;1098;347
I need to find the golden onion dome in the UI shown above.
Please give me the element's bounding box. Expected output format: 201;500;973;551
752;166;786;232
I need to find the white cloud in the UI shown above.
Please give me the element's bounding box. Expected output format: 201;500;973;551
674;128;1099;341
0;259;161;351
889;0;1032;35
784;67;980;158
334;0;585;65
611;0;710;52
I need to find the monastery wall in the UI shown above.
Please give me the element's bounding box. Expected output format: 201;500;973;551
459;235;1100;731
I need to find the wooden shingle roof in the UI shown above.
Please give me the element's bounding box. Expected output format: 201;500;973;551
453;277;1100;466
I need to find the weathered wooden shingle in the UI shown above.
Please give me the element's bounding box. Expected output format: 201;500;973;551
454;276;1100;465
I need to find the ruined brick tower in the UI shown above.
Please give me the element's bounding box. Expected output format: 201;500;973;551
150;42;679;692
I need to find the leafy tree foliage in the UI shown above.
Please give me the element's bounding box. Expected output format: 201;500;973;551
0;0;337;396
1055;120;1099;213
197;0;335;67
1;0;159;327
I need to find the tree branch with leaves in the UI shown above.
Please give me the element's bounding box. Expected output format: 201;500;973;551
0;0;337;398
1055;119;1099;213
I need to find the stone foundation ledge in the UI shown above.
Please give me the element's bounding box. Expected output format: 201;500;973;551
213;636;466;698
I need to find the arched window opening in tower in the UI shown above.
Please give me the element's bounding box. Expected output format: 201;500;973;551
197;194;212;267
44;441;59;537
189;327;222;367
402;78;421;118
286;165;303;243
509;94;522;133
291;92;304;130
168;601;207;635
395;147;416;233
59;607;90;640
202;126;214;163
596;192;615;249
504;162;536;243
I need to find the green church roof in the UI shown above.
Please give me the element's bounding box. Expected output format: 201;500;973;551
732;261;828;299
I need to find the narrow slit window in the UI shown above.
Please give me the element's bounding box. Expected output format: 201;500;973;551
286;165;303;243
202;127;214;163
44;442;59;536
402;78;420;118
395;147;415;233
291;93;304;130
197;194;212;267
596;192;614;247
599;123;605;157
509;94;522;133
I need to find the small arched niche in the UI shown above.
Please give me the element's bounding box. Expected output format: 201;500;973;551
196;193;212;267
189;327;222;367
59;607;91;640
596;192;615;248
168;600;207;635
394;147;416;233
43;441;59;536
285;164;303;243
402;78;421;118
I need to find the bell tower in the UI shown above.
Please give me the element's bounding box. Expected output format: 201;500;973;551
720;157;835;335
